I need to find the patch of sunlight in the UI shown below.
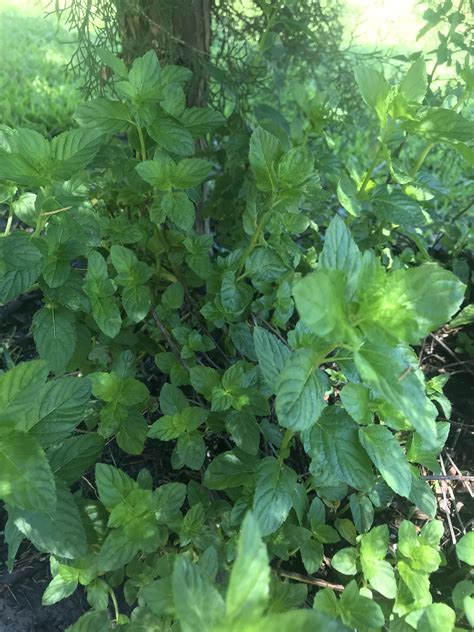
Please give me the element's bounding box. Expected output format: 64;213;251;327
341;0;436;53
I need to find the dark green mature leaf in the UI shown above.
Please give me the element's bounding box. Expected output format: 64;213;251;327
161;191;195;231
0;233;42;304
249;126;282;191
172;557;225;632
359;425;412;497
65;610;112;632
28;377;91;446
47;434;105;485
253;326;290;392
50;129;103;179
355;342;438;447
0;431;55;511
340;383;371;424
129;50;161;98
172;158;212;189
75;98;130;133
312;407;374;492
10;484;88;559
204;449;258;490
226;512;269;621
0;360;49;429
372;189;425;227
402;108;474;143
275;349;328;431
95;463;136;510
98;527;139;571
32;306;76;373
148;119;194;156
253;457;297;536
180;107;226;136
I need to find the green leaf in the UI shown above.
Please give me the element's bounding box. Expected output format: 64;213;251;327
48;434;105;485
340;383;371;424
293;270;349;339
354;66;390;119
319;215;361;285
456;532;474;565
278;147;314;186
249;126;282;191
355;342;438;447
0;232;42;304
300;539;324;574
245;247;288;282
400;56;427;103
148;119;194;156
84;251;122;338
75;98;130;133
129;50;161;98
339;580;385;629
29;376;91;446
359;424;412;497
32;305;76;373
136;153;175;190
276;349;328;431
253;326;290;392
337;173;361;217
417;603;456;632
349;493;374;533
179;107;226;136
11;484;88;559
204;449;258;490
50;129;103;179
116;409;148;455
172;557;225;632
95;463;136;510
226;411;260;456
96;48;128;78
402;108;474;143
253;457;297;536
122;284;151;322
312;407;374;492
226;512;269;621
359;525;396;598
65;610;112;632
0;431;55;511
450;304;474;327
161;191;195;230
42;574;78;606
362;263;465;345
331;547;358;575
172;158;212;189
0;360;48;429
372;189;425;227
98;527;139;571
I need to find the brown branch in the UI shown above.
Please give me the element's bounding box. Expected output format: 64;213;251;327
278;569;344;592
150;307;189;370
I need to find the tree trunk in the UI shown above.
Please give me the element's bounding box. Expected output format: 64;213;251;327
118;0;211;106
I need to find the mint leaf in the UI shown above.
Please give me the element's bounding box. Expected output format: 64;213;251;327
276;349;328;431
226;512;269;621
253;457;296;536
32;305;76;373
359;424;412;498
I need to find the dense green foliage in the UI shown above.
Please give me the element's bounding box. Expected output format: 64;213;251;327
0;2;473;630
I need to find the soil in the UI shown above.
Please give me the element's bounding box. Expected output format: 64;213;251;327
0;557;87;631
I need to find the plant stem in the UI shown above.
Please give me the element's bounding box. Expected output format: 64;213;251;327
410;142;434;178
237;208;271;276
278;428;294;463
108;586;120;622
2;204;14;236
135;120;147;161
358;146;381;194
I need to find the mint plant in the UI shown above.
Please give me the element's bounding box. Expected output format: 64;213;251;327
0;44;472;631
